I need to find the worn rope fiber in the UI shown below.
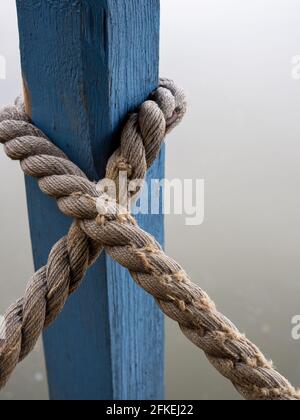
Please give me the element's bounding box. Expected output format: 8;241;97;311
0;80;299;400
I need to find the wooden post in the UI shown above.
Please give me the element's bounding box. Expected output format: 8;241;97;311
16;0;164;400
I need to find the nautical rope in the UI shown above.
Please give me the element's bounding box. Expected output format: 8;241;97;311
0;80;299;400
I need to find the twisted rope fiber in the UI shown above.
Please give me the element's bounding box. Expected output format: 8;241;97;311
0;79;186;388
0;82;298;400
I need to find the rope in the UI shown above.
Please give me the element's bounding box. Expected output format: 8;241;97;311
0;78;186;388
0;80;299;400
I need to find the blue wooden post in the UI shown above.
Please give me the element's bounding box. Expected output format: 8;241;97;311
16;0;164;400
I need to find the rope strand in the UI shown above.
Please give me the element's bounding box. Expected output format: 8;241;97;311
0;80;299;400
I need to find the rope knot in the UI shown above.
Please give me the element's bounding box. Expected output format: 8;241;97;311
106;78;187;189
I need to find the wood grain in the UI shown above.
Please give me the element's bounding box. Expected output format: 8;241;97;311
16;0;164;400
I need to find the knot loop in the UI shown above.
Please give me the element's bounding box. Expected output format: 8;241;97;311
105;78;187;184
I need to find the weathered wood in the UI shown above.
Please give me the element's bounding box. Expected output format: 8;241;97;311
16;0;164;400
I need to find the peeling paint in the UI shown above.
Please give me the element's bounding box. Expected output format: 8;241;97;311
22;77;32;118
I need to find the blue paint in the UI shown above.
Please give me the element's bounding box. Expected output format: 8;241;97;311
16;0;164;400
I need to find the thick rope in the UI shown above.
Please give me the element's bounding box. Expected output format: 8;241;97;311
0;78;186;387
0;81;299;400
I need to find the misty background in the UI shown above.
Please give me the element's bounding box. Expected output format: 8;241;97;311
1;0;300;400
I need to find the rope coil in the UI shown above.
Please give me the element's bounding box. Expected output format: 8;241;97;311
0;80;299;400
